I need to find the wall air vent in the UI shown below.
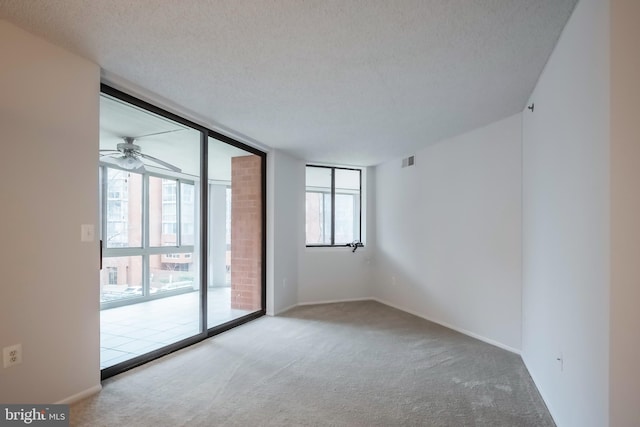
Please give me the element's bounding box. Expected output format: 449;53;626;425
402;155;415;168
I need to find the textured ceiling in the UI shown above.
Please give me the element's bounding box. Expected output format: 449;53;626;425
0;0;577;166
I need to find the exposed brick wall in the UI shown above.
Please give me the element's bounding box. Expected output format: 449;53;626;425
230;155;262;311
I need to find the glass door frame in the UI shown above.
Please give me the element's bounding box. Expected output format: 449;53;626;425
100;84;267;380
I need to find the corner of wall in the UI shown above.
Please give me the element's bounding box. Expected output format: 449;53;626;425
521;0;610;425
268;150;303;315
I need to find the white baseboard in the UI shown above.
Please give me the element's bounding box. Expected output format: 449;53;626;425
370;297;522;355
56;384;102;405
272;303;299;315
296;296;373;307
275;297;521;355
273;297;374;316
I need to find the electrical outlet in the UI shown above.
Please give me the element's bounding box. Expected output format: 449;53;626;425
3;344;22;368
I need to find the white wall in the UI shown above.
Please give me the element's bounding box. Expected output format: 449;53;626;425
374;114;523;352
521;0;610;425
298;167;375;304
610;0;640;425
267;150;303;314
0;21;101;403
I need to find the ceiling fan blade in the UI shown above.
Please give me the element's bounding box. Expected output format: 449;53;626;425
139;153;182;172
99;152;119;157
134;129;186;140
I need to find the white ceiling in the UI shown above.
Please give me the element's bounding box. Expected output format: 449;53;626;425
0;0;577;166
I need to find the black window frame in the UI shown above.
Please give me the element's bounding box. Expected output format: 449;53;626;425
305;164;362;247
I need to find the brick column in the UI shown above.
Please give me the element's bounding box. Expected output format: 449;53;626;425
230;155;262;310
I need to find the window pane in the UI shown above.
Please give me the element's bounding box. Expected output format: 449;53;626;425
334;169;361;244
181;182;195;246
335;194;357;244
335;168;360;191
100;256;143;303
149;177;177;247
105;169;142;248
208;137;263;328
149;253;198;295
99;92;204;371
305;167;332;245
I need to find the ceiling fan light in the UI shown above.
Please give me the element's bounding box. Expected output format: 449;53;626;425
116;155;144;171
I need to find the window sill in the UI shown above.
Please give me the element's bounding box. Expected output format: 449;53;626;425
305;245;367;253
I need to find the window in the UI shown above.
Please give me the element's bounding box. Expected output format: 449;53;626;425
161;179;178;244
180;182;195;245
100;166;197;303
107;267;118;285
104;169;141;248
305;165;361;246
162;180;177;202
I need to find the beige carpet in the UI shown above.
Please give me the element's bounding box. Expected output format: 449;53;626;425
72;301;554;426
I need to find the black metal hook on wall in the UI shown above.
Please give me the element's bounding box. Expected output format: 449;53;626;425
347;241;364;253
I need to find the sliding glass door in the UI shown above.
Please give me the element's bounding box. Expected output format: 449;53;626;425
99;86;265;378
207;137;264;329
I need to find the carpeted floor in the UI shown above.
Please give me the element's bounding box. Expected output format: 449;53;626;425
71;301;555;426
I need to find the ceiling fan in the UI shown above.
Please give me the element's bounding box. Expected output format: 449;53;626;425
99;130;183;173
